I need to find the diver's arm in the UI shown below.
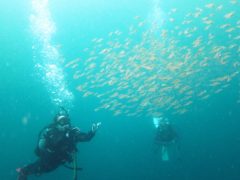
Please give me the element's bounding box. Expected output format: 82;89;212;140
73;122;101;142
72;122;101;142
38;137;46;151
74;128;96;142
38;127;56;153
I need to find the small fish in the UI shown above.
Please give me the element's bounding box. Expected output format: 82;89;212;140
224;12;235;19
205;3;214;8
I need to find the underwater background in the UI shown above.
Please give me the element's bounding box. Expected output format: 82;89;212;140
0;0;240;179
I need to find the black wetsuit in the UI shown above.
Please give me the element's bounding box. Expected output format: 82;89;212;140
18;123;95;179
155;125;177;144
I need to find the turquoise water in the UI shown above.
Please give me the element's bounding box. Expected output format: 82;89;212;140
1;0;240;179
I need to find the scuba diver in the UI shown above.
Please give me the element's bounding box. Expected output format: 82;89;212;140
17;107;101;180
153;117;178;161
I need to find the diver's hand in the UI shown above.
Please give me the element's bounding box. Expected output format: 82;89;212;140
92;122;101;132
71;127;81;134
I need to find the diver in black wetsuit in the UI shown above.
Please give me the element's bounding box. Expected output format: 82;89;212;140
17;108;101;180
153;117;178;160
155;118;177;145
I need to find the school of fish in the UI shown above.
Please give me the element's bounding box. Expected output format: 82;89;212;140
65;1;240;118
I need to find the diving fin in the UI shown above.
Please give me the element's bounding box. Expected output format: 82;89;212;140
161;145;169;161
